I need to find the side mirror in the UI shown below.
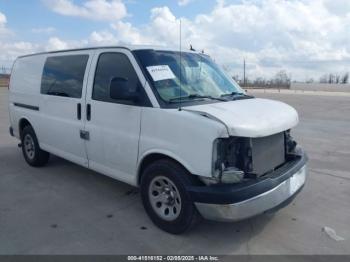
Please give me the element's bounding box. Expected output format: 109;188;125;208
109;77;138;101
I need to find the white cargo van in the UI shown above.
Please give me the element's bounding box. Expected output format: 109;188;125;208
8;46;307;234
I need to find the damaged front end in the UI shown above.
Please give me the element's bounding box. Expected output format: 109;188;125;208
207;130;300;185
191;130;307;222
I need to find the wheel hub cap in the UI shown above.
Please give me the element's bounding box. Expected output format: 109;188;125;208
24;134;35;160
149;176;182;221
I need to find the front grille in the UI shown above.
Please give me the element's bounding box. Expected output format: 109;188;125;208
251;132;286;176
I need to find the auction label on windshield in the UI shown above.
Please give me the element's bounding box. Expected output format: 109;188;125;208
147;65;176;82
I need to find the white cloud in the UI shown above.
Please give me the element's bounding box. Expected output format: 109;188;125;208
148;6;182;45
43;0;127;21
194;0;350;80
0;11;11;38
70;1;349;80
0;12;31;68
138;0;349;80
110;21;155;45
323;0;350;16
0;36;79;68
45;37;90;51
31;27;56;34
93;7;196;47
46;37;69;51
0;41;39;68
178;0;194;6
2;1;350;80
89;31;118;45
0;12;7;26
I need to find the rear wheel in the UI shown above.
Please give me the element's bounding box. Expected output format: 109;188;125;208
141;159;200;234
21;125;50;167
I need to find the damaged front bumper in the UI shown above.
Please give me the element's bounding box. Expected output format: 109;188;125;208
189;151;308;222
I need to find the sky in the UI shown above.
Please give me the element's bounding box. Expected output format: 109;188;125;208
0;0;350;81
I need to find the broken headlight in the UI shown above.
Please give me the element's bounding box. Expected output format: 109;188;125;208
285;130;297;154
211;138;246;184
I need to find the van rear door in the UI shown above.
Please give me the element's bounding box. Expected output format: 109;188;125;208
38;51;93;166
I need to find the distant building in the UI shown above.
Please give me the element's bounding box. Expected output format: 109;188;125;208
0;74;10;87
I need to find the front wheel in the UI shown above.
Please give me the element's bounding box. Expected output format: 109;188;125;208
141;159;200;234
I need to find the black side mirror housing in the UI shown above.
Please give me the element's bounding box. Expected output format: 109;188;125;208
109;77;138;102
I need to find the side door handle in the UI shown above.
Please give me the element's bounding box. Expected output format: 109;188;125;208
86;104;91;121
77;103;81;120
80;130;90;141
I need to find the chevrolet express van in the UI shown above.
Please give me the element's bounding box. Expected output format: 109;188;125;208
8;46;307;234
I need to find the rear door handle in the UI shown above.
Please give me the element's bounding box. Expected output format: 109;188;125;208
86;104;91;121
77;103;81;120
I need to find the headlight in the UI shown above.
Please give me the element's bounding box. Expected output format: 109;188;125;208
285;130;297;154
212;138;245;184
220;167;244;183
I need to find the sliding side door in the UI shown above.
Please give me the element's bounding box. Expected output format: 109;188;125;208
38;51;93;167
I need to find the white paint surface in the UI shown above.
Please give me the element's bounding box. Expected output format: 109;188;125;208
184;98;299;137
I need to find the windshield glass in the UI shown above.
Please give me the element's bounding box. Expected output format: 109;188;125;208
133;50;244;103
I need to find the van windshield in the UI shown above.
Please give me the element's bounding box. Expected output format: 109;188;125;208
133;50;244;104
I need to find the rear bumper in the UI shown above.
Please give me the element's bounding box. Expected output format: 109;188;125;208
190;151;308;222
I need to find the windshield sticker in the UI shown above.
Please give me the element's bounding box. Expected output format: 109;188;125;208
146;65;176;82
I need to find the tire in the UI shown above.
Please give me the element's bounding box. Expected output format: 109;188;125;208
21;125;50;167
141;159;200;234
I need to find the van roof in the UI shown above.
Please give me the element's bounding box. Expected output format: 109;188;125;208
18;44;200;59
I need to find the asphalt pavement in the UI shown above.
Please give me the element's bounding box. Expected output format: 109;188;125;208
0;88;349;254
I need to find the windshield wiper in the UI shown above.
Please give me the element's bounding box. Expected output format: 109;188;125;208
169;94;227;103
220;92;254;100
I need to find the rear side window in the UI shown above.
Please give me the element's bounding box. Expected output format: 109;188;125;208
41;55;89;98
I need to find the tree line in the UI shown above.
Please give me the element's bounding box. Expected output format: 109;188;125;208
319;73;349;84
233;70;349;88
234;70;292;89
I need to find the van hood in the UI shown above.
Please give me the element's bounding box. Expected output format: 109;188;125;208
183;98;299;138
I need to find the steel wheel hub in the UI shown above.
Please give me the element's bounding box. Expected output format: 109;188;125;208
149;176;182;221
24;134;35;160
